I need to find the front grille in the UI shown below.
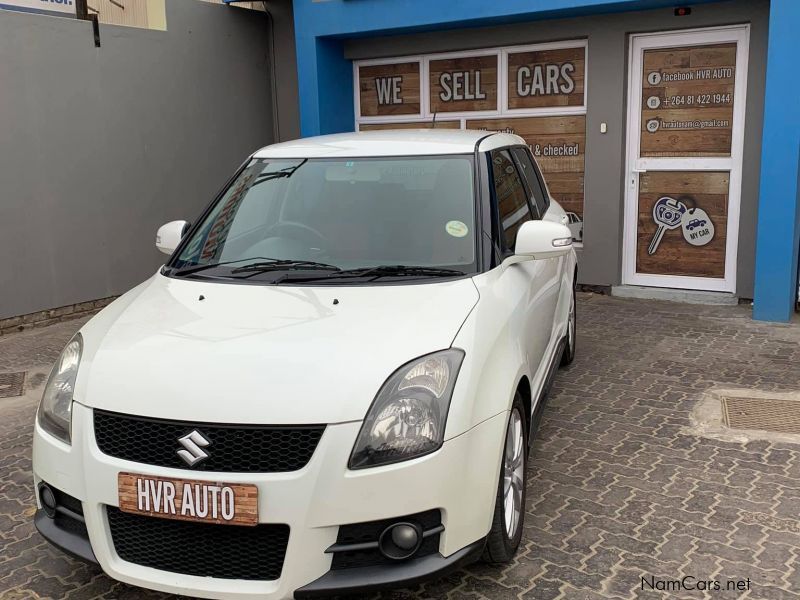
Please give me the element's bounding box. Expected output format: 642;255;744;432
331;509;442;570
107;507;289;580
94;409;324;473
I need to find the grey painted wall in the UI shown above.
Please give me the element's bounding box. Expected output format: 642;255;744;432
345;0;768;298
267;0;301;142
0;0;289;319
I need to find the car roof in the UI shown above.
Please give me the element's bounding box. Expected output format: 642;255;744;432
253;130;527;159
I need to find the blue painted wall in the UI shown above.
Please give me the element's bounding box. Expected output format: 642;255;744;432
752;0;800;322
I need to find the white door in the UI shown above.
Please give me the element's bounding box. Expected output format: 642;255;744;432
492;148;557;369
622;26;749;293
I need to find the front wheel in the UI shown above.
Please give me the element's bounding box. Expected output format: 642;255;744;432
483;394;528;564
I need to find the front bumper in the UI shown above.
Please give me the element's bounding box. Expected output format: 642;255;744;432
33;403;506;599
34;508;97;565
295;537;485;598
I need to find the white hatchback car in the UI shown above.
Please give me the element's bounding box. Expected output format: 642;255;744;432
565;211;584;242
33;130;577;599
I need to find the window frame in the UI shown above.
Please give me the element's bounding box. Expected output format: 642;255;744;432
511;146;551;219
529;151;552;214
165;153;255;267
488;146;537;256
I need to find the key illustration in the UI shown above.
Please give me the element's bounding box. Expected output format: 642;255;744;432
648;196;687;255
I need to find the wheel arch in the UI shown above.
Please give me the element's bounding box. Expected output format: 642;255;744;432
515;375;532;434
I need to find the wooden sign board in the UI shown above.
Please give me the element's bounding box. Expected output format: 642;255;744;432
507;46;585;109
358;62;421;117
467;115;586;218
640;43;736;157
636;170;728;278
429;55;497;113
359;121;461;131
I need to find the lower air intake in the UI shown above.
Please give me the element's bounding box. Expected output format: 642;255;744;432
107;507;289;581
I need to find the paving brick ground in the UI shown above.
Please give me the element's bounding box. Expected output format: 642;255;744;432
1;294;800;599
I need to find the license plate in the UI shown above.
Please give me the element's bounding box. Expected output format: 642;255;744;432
118;473;258;526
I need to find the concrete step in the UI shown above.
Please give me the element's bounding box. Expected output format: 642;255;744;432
611;285;740;306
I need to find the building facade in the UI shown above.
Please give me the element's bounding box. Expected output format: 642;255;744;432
286;0;800;322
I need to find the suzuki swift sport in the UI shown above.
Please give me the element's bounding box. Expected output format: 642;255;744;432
32;130;577;599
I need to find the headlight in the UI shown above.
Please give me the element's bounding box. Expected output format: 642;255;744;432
37;333;82;444
349;349;464;470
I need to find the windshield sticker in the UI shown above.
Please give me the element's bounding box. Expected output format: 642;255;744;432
446;220;469;238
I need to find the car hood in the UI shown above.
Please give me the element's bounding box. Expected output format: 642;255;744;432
76;273;479;424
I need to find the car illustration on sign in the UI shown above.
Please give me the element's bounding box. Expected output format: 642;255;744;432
686;218;708;231
32;130;577;600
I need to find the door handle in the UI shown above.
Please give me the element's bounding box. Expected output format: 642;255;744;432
632;168;647;173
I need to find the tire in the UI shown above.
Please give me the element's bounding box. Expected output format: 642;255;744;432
483;394;528;565
560;280;576;367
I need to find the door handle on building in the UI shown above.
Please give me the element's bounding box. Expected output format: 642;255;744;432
630;168;646;187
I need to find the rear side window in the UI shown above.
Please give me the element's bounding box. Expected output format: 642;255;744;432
491;149;533;252
512;147;549;217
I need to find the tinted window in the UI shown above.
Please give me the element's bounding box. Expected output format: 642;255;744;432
533;160;552;214
512;147;548;217
491;149;532;252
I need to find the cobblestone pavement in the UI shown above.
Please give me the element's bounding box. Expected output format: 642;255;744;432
2;294;800;600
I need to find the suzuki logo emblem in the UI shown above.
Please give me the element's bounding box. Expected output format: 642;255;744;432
177;430;211;467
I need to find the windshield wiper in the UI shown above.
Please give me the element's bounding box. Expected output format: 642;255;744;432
251;159;308;188
169;258;266;277
338;265;465;278
275;264;465;283
229;260;340;275
168;257;339;278
171;260;463;283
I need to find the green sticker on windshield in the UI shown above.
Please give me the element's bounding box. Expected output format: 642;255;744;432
445;220;469;238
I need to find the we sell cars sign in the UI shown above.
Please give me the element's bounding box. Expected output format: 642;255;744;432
0;0;76;16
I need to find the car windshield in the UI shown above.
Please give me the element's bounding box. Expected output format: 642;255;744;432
170;155;477;282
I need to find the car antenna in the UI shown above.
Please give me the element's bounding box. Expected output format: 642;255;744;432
431;112;438;128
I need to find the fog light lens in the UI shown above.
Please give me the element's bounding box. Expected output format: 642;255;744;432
39;483;57;518
392;524;419;550
379;522;422;560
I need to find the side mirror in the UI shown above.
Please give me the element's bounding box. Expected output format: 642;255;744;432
514;220;573;259
156;220;189;255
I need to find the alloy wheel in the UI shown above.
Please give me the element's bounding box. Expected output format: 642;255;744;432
503;408;525;539
568;292;576;350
